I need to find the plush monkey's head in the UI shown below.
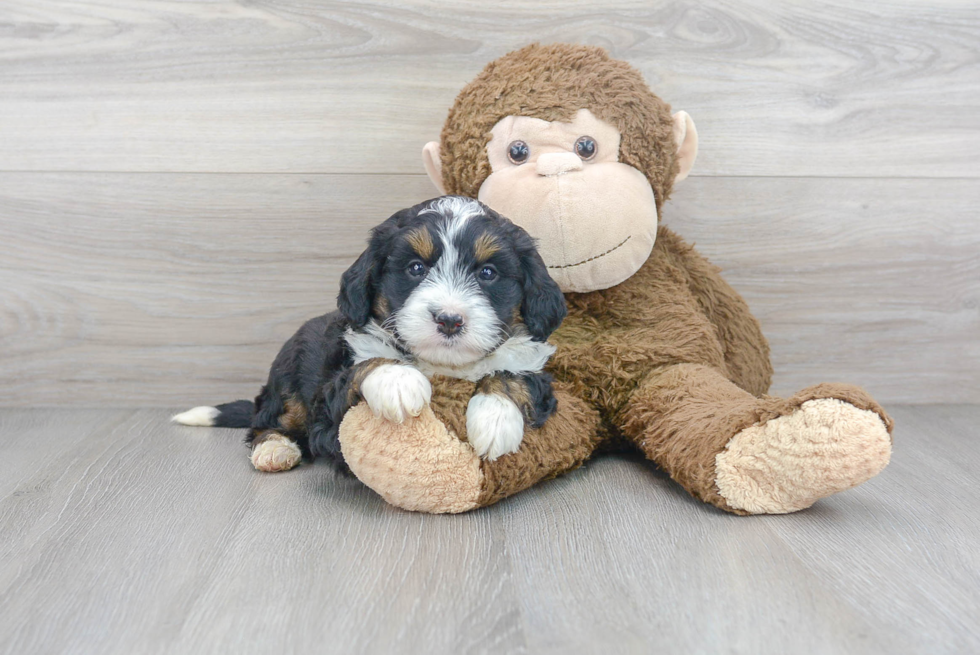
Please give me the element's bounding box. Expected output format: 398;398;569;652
423;43;698;293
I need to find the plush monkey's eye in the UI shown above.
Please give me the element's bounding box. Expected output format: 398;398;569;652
575;136;597;160
507;141;530;165
478;265;497;282
407;261;428;277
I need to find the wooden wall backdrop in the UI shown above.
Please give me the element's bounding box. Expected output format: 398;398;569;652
1;0;977;406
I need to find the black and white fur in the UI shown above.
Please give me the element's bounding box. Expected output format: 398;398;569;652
172;196;566;470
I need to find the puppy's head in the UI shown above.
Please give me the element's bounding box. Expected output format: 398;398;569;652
338;196;566;367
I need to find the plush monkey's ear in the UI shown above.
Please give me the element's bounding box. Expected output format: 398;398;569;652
672;111;699;183
337;218;399;328
519;239;567;342
422;141;447;194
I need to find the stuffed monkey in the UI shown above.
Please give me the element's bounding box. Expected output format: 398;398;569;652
337;44;893;515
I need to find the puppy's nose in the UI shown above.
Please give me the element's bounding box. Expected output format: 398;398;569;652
435;313;464;336
536;152;583;177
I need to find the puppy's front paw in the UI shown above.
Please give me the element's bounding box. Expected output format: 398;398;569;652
466;394;525;460
360;364;432;423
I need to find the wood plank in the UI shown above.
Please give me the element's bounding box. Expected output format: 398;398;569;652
759;405;980;653
1;1;978;177
499;405;980;653
0;408;134;570
1;406;978;653
496;458;902;654
0;173;436;407
666;176;980;403
0;409;130;497
1;173;975;406
0;409;525;654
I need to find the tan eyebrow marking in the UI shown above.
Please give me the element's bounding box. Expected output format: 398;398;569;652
474;232;501;262
406;227;435;259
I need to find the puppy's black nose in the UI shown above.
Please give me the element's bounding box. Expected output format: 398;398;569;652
435;313;464;336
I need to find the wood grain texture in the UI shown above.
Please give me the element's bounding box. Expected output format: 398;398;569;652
0;172;434;407
0;405;977;654
666;176;980;403
1;0;978;177
1;173;976;406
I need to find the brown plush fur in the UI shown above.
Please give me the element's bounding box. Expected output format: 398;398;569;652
339;43;893;514
417;377;603;507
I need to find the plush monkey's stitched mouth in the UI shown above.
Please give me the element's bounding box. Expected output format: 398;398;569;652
546;235;631;270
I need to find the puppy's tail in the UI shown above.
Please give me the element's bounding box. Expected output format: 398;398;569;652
171;400;254;428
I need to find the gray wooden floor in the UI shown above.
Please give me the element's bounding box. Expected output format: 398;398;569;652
0;405;977;654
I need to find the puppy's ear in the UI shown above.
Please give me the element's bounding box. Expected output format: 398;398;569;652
518;234;567;342
337;215;401;328
337;248;378;329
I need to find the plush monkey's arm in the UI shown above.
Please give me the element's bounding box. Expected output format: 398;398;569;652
337;378;600;513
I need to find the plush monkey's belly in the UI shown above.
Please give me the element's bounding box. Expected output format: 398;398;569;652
547;321;722;416
546;250;728;417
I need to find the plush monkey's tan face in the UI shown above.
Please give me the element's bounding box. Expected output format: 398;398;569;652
423;108;697;293
475;109;656;292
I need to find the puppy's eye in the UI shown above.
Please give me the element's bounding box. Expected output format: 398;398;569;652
407;261;428;277
478;265;497;282
507;141;529;165
575;136;597;160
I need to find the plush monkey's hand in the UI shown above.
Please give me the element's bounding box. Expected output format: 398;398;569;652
338;402;486;514
359;364;432;423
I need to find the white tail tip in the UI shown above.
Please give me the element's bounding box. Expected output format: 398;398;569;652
171;406;220;426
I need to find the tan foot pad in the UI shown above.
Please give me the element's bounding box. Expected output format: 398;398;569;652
339;404;484;514
715;398;891;514
251;434;302;472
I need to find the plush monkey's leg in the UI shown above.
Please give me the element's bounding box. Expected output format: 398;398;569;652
338;378;602;514
620;364;893;515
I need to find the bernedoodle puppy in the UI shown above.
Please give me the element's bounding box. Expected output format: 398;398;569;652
173;196;567;472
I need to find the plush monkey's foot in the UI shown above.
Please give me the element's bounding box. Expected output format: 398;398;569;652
250;434;302;472
338;404;484;514
714;398;891;514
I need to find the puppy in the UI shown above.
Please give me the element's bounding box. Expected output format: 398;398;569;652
172;196;567;472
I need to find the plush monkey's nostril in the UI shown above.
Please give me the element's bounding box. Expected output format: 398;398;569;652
435;313;464;337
